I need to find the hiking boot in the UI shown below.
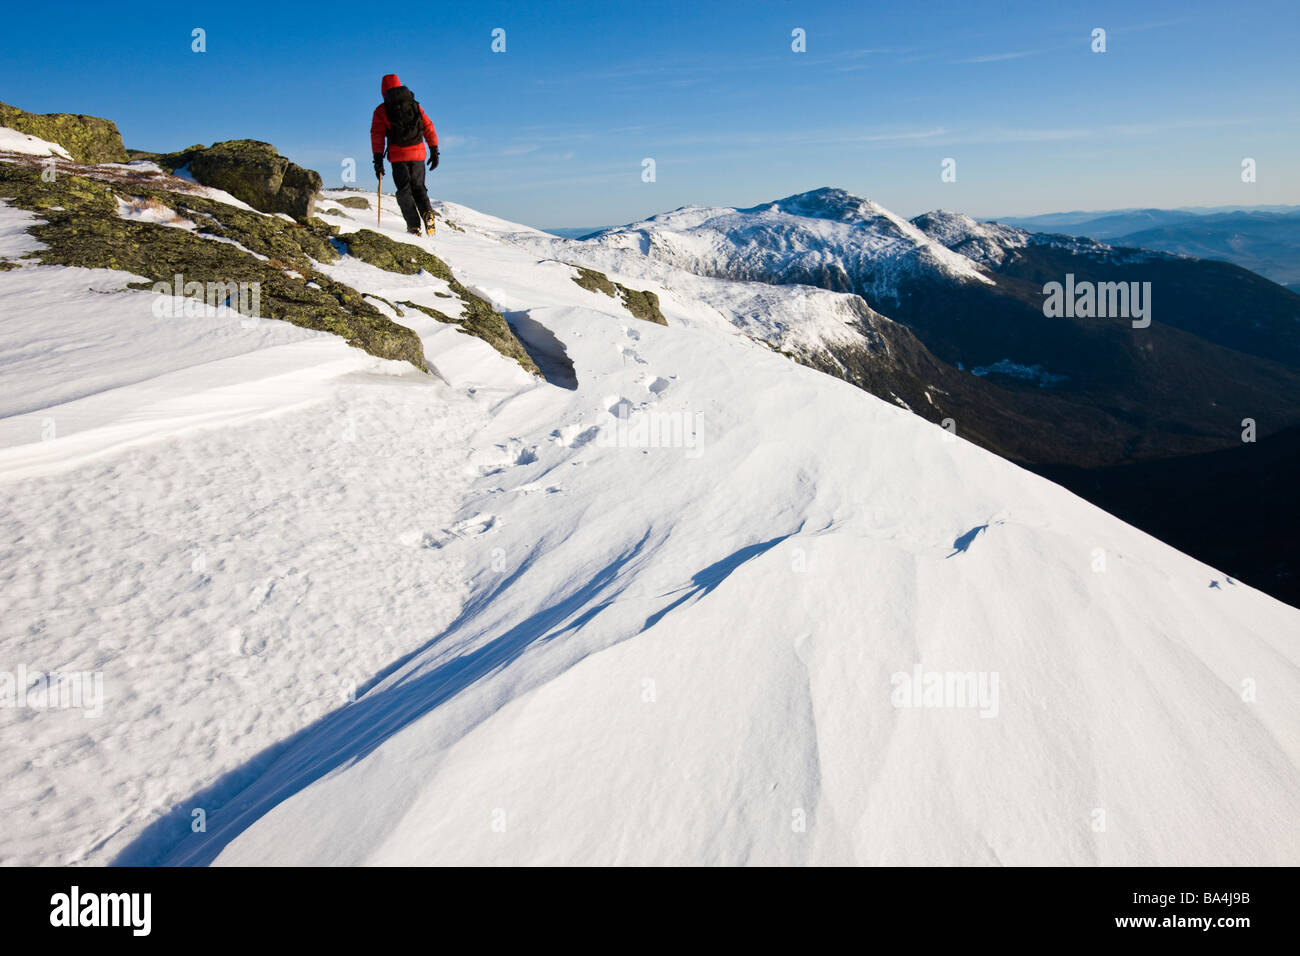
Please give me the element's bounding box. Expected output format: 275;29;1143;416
421;208;436;236
406;226;422;236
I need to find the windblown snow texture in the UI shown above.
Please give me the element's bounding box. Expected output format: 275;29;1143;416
1;179;1296;868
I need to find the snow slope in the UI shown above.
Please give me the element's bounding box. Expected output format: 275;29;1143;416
1;186;1296;867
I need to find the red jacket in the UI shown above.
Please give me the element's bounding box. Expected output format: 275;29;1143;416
371;73;438;163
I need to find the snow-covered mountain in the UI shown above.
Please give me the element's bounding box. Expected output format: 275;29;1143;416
588;187;995;305
583;189;1300;440
2;144;1297;866
586;189;1174;304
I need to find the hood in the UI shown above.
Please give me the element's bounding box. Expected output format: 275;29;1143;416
381;74;402;95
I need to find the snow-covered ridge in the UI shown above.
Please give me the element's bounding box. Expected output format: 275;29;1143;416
909;209;1030;266
581;187;1183;306
585;187;996;309
912;208;1184;267
2;176;1296;868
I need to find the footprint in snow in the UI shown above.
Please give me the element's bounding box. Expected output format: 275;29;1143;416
617;344;648;365
510;482;563;496
472;438;537;475
551;423;602;448
606;396;637;417
415;512;497;549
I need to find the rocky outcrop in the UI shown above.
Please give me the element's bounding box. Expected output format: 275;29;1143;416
159;140;322;221
0;147;540;376
0;161;425;371
341;229;540;375
0;101;128;164
571;266;667;325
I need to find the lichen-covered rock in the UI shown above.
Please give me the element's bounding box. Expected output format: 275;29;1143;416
571;265;667;325
341;229;540;375
0;162;425;371
340;228;446;276
618;286;666;325
0;101;128;164
332;196;372;210
572;266;618;298
158;140;323;221
0;155;542;376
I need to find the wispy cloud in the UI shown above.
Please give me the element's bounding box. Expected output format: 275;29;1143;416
955;49;1044;64
844;128;948;144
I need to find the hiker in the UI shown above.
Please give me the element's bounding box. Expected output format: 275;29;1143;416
371;73;440;236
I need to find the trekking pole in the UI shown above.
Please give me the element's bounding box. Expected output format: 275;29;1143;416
377;173;382;226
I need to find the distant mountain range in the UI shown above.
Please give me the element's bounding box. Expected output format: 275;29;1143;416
581;188;1300;603
994;205;1300;290
996;203;1298;231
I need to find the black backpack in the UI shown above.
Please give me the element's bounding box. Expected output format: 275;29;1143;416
383;86;424;148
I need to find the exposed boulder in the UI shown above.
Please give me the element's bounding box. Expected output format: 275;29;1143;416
0;101;128;164
619;286;666;326
159;140;322;221
571;265;667;325
571;265;618;297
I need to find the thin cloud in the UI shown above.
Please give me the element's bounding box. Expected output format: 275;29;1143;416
845;128;948;143
955;49;1044;64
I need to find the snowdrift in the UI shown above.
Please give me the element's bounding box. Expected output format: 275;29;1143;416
1;179;1296;867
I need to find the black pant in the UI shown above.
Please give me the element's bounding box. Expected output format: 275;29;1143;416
390;160;430;231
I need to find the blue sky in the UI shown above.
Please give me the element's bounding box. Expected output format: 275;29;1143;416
2;0;1297;228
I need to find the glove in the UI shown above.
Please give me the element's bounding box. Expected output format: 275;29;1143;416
372;154;384;178
427;146;439;170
